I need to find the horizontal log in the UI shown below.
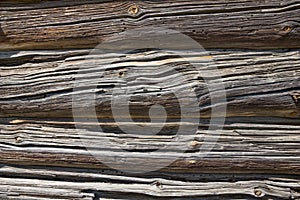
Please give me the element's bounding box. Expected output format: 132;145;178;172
1;177;298;199
1;121;300;174
0;0;300;50
0;165;299;199
0;49;299;119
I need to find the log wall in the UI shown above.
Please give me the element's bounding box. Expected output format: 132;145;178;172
0;0;300;199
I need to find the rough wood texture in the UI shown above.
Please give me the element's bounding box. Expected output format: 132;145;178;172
0;0;300;50
1;0;300;199
1;120;300;174
1;165;299;200
1;49;299;118
0;48;300;199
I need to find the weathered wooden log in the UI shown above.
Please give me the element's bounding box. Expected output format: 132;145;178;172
1;121;300;174
0;49;299;119
0;0;300;50
0;165;299;199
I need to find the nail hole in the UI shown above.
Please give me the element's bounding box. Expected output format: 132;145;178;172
153;181;163;189
118;71;125;77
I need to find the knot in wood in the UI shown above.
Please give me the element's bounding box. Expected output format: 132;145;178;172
15;136;23;143
282;26;292;33
188;160;197;164
290;92;300;117
128;4;139;16
191;140;200;148
118;71;125;77
154;181;163;188
290;91;300;105
254;188;264;197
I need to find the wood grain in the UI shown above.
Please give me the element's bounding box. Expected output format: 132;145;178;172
0;164;299;199
0;48;300;173
1;1;300;199
0;0;300;50
0;49;299;119
1;121;300;174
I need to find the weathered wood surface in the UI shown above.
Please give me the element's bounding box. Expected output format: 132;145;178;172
1;49;299;118
1;120;300;173
0;0;300;50
1;165;300;199
0;48;300;199
1;0;300;199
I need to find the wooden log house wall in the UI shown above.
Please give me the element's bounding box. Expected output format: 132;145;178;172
0;0;300;199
